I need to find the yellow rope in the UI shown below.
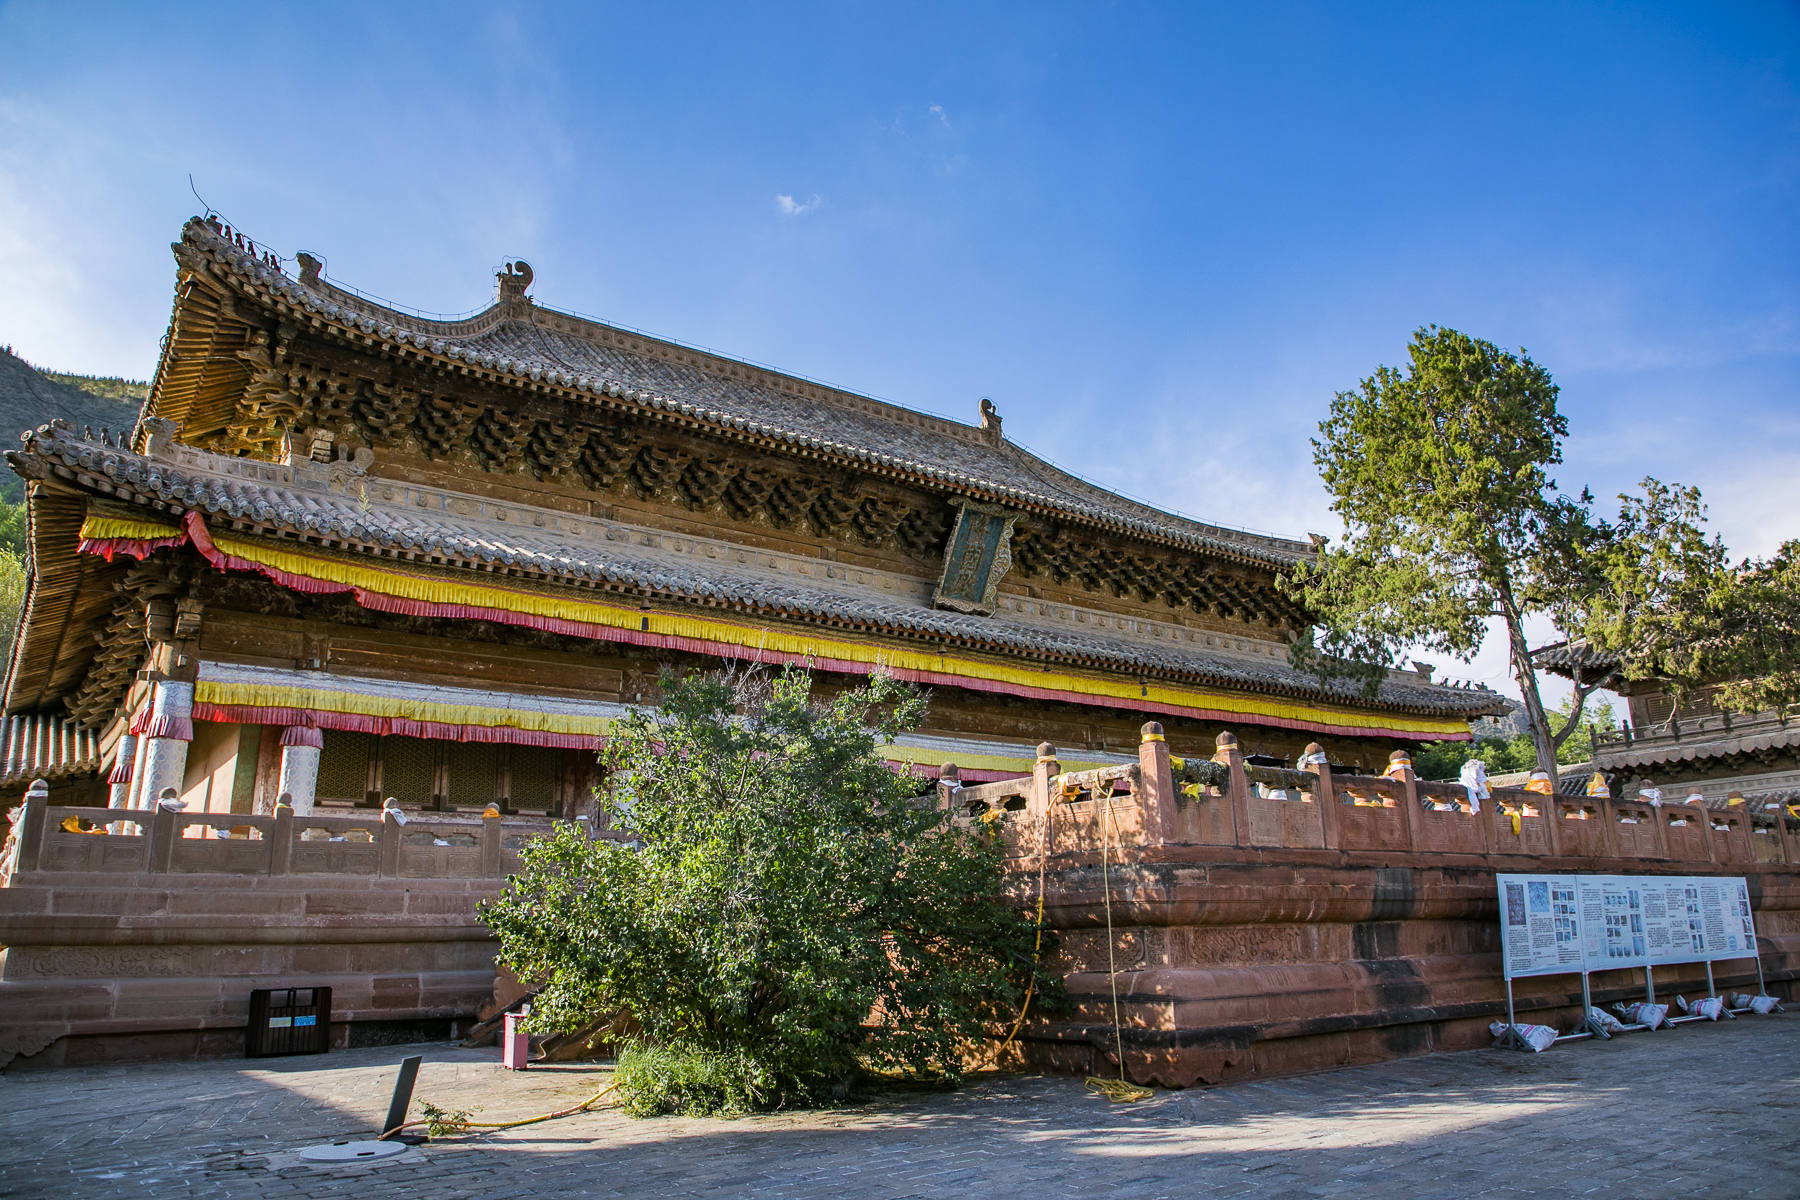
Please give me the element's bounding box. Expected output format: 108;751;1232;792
1084;798;1152;1103
969;798;1054;1070
380;1077;619;1140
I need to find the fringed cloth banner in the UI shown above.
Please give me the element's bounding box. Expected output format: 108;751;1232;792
78;514;188;561
87;510;1472;742
191;704;604;749
193;661;625;750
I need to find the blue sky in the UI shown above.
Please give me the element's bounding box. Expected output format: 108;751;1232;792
1;1;1795;707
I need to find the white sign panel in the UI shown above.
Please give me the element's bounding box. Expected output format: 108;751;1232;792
1498;873;1758;980
1499;874;1584;979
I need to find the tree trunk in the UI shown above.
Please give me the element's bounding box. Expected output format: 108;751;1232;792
1497;583;1559;781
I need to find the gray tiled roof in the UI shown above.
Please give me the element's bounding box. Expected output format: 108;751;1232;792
181;217;1310;569
14;423;1502;721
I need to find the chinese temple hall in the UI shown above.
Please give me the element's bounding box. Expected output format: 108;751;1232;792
0;214;1503;814
14;216;1800;1081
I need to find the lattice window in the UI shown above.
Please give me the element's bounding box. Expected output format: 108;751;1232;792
447;741;500;809
381;736;438;806
509;745;560;812
315;731;372;804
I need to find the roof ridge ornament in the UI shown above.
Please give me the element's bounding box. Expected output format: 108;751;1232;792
978;397;1003;446
498;260;534;315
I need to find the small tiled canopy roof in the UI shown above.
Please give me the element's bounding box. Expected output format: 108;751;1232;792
1531;638;1624;687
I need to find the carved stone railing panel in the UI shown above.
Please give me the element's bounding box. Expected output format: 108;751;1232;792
8;800;552;883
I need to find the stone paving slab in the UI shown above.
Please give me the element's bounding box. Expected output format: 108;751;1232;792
3;1013;1798;1198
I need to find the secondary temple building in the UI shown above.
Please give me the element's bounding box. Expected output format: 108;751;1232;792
0;215;1501;817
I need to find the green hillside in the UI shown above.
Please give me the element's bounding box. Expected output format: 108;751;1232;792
0;345;145;502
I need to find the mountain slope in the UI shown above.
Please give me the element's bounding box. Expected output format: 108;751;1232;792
0;347;143;500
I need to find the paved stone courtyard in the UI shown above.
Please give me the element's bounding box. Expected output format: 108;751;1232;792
3;1013;1797;1199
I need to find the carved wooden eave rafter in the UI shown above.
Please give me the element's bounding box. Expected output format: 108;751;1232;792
6;428;1497;724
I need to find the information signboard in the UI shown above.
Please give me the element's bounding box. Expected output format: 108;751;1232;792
1498;873;1758;980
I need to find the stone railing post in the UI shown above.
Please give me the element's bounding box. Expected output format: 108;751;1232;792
148;795;178;874
1136;722;1177;845
15;781;49;876
1541;788;1563;858
1698;801;1719;863
1391;752;1421;850
1215;732;1250;846
481;807;504;877
936;763;962;815
1031;742;1058;824
1308;747;1341;850
378;810;402;877
269;798;294;876
1597;794;1620;859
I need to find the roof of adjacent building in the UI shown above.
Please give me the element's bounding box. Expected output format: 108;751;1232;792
1592;721;1800;773
160;216;1312;570
7;421;1507;723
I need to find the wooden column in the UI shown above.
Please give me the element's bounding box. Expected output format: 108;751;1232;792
1650;803;1670;860
1136;723;1177;846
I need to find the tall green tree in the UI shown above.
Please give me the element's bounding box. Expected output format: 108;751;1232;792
480;666;1054;1114
1585;480;1800;718
1284;326;1615;778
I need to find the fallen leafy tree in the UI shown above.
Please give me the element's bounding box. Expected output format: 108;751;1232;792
480;666;1056;1116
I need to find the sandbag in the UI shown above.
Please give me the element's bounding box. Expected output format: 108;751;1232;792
1677;995;1732;1021
1730;993;1783;1014
1586;1006;1626;1034
1489;1021;1558;1052
1613;1001;1668;1030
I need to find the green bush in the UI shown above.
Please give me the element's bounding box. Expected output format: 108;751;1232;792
613;1042;789;1117
481;666;1057;1115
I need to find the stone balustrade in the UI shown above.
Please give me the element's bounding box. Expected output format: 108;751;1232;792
6;796;551;883
938;723;1781;868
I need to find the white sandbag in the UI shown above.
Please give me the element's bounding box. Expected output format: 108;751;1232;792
1730;993;1783;1014
1675;995;1731;1021
1613;1002;1668;1030
1586;1006;1626;1034
1489;1021;1558;1051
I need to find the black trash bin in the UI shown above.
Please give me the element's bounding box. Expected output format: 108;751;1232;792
246;987;332;1058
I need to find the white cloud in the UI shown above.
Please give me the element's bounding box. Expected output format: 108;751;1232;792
928;104;948;126
775;194;819;216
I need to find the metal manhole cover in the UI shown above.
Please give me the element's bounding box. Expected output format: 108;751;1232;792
298;1139;408;1162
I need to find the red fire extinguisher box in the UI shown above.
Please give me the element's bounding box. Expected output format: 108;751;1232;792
246;987;332;1058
